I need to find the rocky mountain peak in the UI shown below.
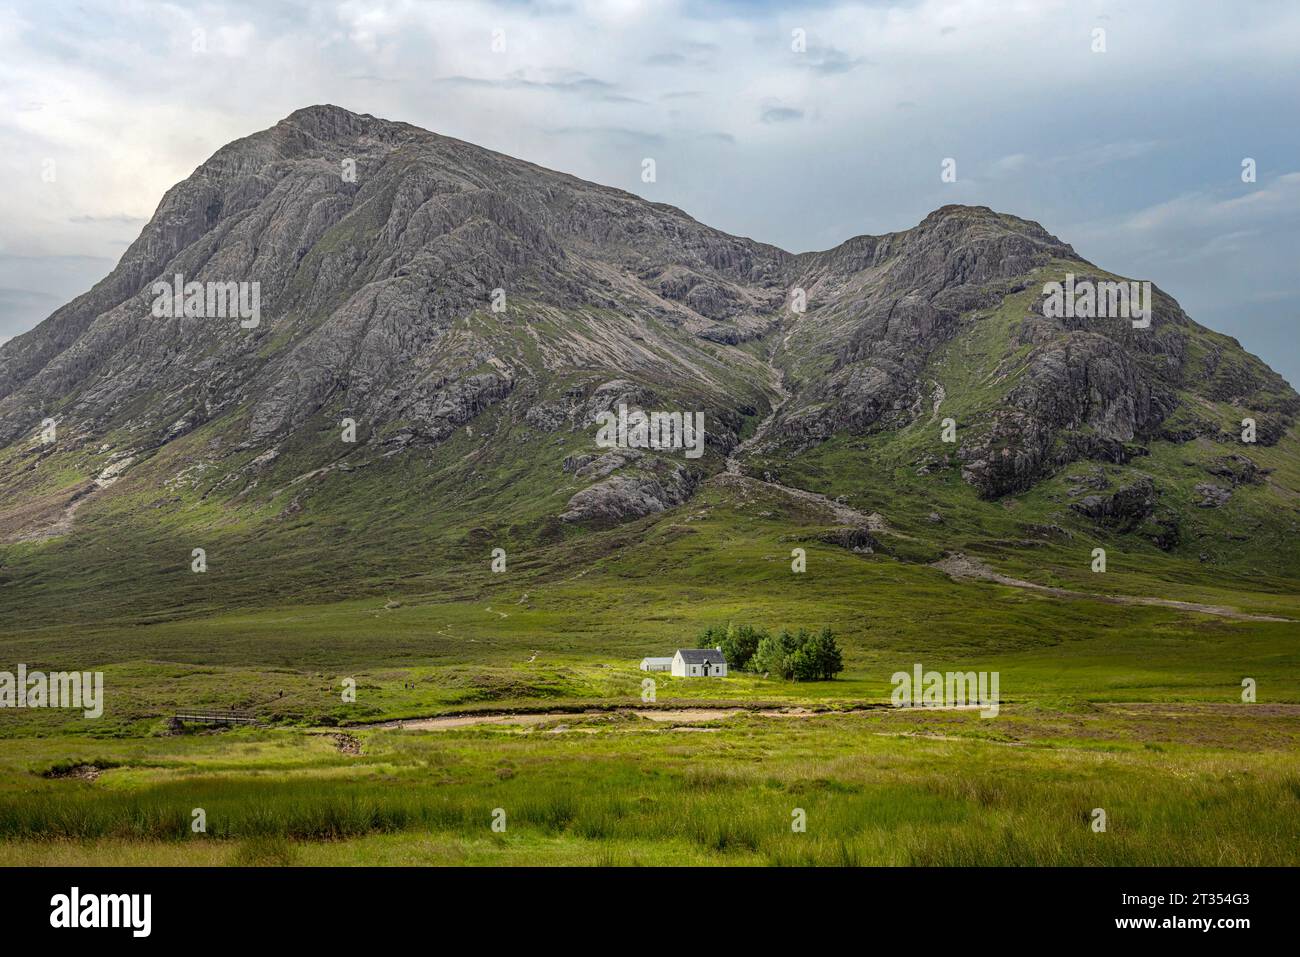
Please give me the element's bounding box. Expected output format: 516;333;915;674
0;107;1295;557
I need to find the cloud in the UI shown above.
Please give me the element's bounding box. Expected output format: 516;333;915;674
68;213;146;226
990;153;1029;174
760;105;803;124
546;125;665;146
1118;172;1300;235
987;142;1161;179
795;42;867;75
1056;140;1162;171
432;70;619;95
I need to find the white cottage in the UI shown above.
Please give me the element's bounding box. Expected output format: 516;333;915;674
640;657;674;672
671;648;728;677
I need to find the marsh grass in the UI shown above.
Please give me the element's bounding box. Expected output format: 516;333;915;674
3;710;1299;866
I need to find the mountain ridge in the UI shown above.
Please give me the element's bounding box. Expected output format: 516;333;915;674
1;104;1297;623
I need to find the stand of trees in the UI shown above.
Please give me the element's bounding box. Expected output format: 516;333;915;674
699;623;844;681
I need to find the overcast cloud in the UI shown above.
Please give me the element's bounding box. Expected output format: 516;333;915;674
1;0;1296;384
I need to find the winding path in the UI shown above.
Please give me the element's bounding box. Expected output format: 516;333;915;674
935;553;1292;623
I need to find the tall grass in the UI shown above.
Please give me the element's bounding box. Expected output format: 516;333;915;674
3;752;1298;865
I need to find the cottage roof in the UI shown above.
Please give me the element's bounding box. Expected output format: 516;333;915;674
675;648;727;665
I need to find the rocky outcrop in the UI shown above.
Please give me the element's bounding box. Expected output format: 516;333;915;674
818;526;879;553
1206;454;1266;487
1070;477;1158;531
559;458;697;524
771;207;1076;449
525;402;568;432
957;332;1176;498
1194;483;1232;508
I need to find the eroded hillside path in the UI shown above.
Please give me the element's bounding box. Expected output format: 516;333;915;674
724;358;790;476
935;553;1293;623
721;349;889;530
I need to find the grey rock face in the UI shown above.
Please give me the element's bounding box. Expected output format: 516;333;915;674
958;332;1177;498
818;526;879;553
1070;477;1158;531
0;106;1295;535
559;458;696;524
770;206;1077;450
561;453;594;474
573;450;642;481
525;403;568;432
1206;454;1266;486
0;106;787;458
1194;483;1233;508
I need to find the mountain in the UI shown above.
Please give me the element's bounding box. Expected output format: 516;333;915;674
1;105;1297;625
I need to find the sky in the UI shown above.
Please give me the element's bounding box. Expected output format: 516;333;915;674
1;0;1297;385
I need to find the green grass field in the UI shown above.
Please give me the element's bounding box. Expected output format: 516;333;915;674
2;473;1298;866
3;703;1299;866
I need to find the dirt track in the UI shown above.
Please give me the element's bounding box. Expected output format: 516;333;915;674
934;553;1292;623
377;707;820;731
